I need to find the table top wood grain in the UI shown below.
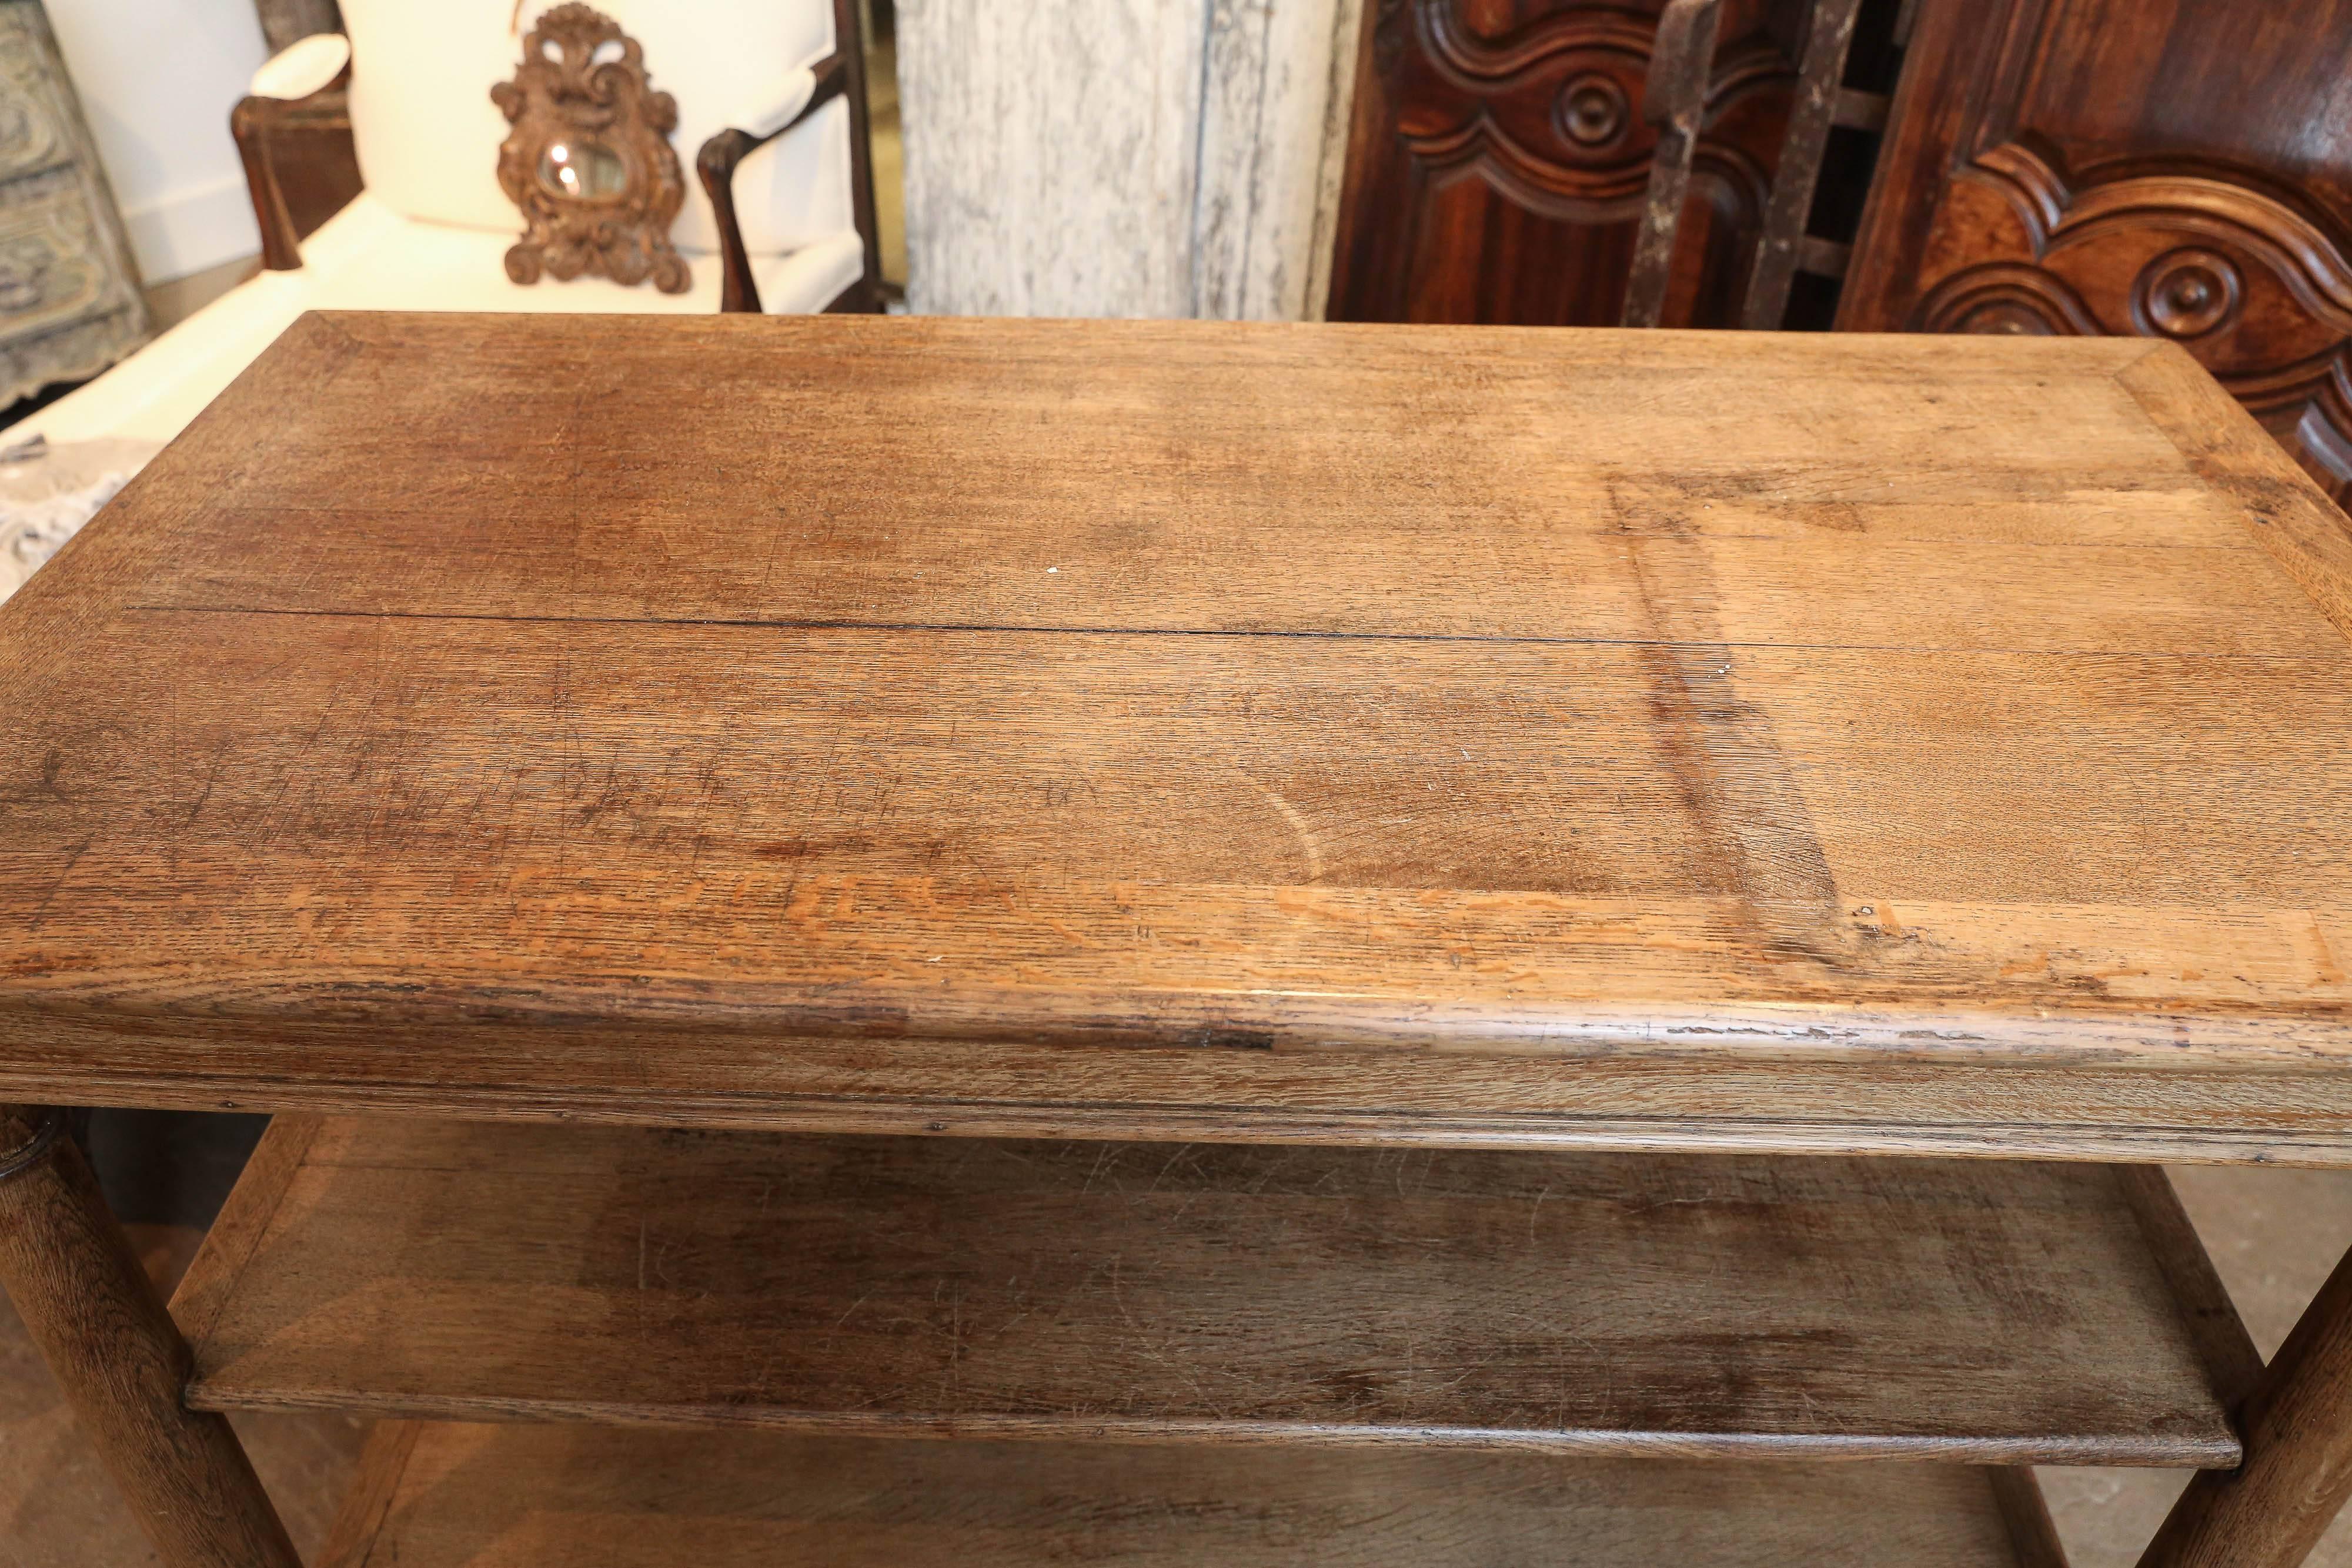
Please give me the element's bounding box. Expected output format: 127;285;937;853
1;312;2347;1156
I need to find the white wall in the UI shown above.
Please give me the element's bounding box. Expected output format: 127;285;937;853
49;0;269;285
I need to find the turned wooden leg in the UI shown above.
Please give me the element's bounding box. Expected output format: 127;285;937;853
0;1103;300;1567
2141;1237;2352;1567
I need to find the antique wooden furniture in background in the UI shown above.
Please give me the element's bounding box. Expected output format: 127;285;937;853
233;86;364;260
1329;0;1902;327
4;314;2352;1565
699;0;883;313
21;0;882;465
1838;0;2352;508
1619;0;1866;328
243;0;353;240
0;0;148;407
229;0;878;312
253;0;342;55
492;4;692;293
231;33;360;271
1618;0;1722;327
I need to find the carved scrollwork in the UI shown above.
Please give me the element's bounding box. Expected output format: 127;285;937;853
490;3;689;294
1336;0;1799;327
0;69;65;183
1916;262;2102;337
1407;1;1652;199
0;3;146;403
1395;0;1792;210
1919;138;2352;474
2289;358;2352;505
1962;140;2352;332
1416;1;1655;85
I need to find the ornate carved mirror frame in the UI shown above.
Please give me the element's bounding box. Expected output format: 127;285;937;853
490;4;689;293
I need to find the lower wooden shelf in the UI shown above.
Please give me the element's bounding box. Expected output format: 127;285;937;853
174;1117;2256;1465
319;1421;2068;1567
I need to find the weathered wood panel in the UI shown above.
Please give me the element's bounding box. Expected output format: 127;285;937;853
898;0;1203;317
898;0;1357;319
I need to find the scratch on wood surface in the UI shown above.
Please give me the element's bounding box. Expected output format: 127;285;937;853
2306;915;2346;985
21;836;88;929
1240;773;1325;884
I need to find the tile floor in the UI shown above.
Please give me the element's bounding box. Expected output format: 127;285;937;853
2041;1164;2352;1566
5;1155;2351;1563
2;1224;365;1566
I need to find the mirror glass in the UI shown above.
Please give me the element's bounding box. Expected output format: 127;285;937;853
537;139;627;201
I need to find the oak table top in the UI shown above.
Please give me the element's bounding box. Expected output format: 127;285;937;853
0;311;2347;1161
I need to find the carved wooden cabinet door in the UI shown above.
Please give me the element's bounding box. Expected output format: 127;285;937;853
1840;0;2352;504
1327;0;1803;326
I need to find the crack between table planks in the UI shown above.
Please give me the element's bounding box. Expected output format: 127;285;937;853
118;601;2346;661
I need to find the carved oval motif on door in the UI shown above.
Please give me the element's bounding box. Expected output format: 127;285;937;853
1553;73;1629;150
2131;248;2244;339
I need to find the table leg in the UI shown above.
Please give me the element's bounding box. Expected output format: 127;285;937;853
2140;1237;2352;1567
0;1102;300;1567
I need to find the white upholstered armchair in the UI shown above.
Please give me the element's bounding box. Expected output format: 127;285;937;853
31;0;881;450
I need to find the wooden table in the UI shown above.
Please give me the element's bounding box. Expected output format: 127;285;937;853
1;313;2348;1567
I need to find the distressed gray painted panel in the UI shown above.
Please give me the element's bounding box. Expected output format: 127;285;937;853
1301;0;1364;324
900;0;1357;320
1192;0;1355;320
898;0;1205;319
253;0;343;54
0;0;149;404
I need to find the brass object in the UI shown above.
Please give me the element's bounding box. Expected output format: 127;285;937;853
490;4;689;293
0;1104;65;1183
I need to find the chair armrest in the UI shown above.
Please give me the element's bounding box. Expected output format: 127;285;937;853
232;35;352;271
733;66;821;143
696;56;848;313
250;32;350;102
